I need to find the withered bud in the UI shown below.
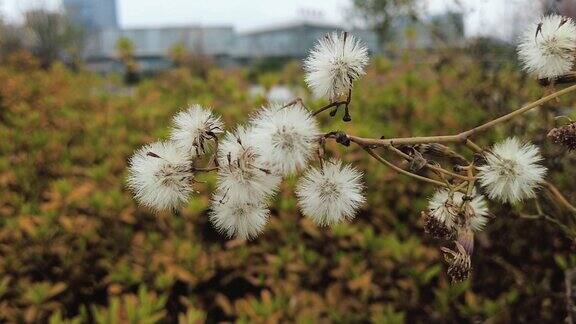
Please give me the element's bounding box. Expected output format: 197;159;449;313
441;242;472;283
334;132;350;146
409;152;428;172
414;143;468;164
548;122;576;150
473;153;487;165
423;211;453;240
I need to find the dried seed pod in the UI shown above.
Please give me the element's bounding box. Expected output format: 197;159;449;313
423;211;453;240
441;242;472;283
548;122;576;150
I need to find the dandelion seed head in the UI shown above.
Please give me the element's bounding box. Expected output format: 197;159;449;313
216;126;281;203
170;104;224;156
478;138;547;204
127;141;193;212
251;104;320;175
209;191;270;240
428;189;489;232
296;159;365;226
518;15;576;79
304;32;369;101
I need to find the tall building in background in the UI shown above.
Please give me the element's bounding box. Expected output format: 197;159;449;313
63;0;118;30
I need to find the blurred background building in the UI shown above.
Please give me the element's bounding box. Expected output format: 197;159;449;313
233;22;380;61
55;0;464;73
85;26;236;73
0;0;480;74
62;0;118;30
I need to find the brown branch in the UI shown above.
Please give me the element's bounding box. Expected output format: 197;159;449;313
343;83;576;147
464;140;484;154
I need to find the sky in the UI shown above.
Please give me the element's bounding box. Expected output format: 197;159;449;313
0;0;542;39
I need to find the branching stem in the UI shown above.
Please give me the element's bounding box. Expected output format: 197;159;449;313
362;146;450;188
342;84;576;147
542;181;576;214
312;88;352;119
386;145;468;180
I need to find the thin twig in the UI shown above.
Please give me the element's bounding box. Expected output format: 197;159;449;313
312;101;347;116
387;145;468;180
362;146;449;188
464;139;484;154
312;88;352;118
542;181;576;213
282;97;308;110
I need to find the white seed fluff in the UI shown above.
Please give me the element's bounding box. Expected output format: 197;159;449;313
478;138;547;204
170;104;224;156
428;189;490;232
304;32;369;101
216;126;281;203
210;192;270;240
518;15;576;79
251;104;320;176
296;159;365;226
127;141;193;212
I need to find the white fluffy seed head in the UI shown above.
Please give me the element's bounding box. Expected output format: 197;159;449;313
304;32;369;101
216;126;281;203
428;189;490;232
296;159;365;226
127;141;194;212
478;138;547;204
209;191;270;240
250;104;320;176
170;104;224;156
518;15;576;79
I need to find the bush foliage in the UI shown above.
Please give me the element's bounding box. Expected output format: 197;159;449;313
1;51;576;322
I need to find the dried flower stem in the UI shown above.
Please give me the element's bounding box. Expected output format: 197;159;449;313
386;145;468;180
518;199;576;238
282;97;307;110
542;181;576;213
312;89;352;117
520;208;575;239
362;146;449;188
339;84;576;147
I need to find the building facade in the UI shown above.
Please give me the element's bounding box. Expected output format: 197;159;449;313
62;0;463;73
86;26;235;73
63;0;119;30
234;22;380;60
